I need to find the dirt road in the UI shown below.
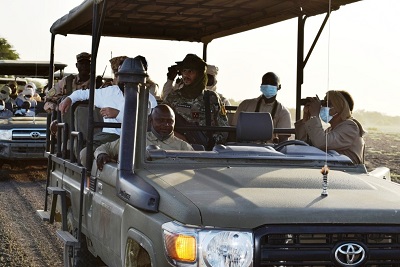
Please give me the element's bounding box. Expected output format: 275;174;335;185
0;164;63;267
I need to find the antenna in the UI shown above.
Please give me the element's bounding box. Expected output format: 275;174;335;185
321;0;332;197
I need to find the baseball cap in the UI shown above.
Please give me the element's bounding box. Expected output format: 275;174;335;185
76;52;91;62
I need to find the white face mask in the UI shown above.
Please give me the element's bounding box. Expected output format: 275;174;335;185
0;105;5;111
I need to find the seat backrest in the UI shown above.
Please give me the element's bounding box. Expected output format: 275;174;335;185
5;102;14;112
74;104;103;143
236;112;274;143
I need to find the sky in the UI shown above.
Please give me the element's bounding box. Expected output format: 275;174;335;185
1;0;400;116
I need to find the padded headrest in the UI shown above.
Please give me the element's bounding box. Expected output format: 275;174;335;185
236;112;274;142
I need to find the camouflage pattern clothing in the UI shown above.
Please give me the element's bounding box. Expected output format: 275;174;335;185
163;89;228;145
44;74;90;112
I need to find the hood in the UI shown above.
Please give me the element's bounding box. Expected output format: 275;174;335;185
0;116;47;127
149;166;400;228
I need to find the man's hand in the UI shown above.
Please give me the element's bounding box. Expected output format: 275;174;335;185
50;120;58;135
96;153;111;171
307;97;321;117
58;97;72;115
100;107;119;118
167;65;178;81
303;97;320;121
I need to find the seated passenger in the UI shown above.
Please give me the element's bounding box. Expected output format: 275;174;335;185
7;81;18;100
162;63;229;105
163;54;229;149
25;82;42;102
0;85;16;110
58;55;157;148
231;72;291;143
16;86;37;109
14;101;34;117
44;52;91;113
0;99;13;118
294;90;365;164
94;104;194;170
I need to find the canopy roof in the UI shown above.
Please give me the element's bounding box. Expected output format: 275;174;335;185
0;60;67;78
50;0;361;43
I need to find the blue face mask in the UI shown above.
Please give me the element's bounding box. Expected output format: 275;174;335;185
260;85;278;99
319;107;333;123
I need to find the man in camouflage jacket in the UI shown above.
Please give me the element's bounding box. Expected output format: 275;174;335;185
163;54;228;149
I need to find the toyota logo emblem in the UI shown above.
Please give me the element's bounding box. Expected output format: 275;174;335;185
334;243;366;266
30;131;41;139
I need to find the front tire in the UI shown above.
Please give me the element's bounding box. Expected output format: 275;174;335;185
66;207;100;267
125;237;151;267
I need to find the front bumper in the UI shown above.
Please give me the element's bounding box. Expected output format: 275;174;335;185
0;141;46;159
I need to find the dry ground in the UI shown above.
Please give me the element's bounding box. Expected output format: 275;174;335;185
0;129;398;266
0;163;63;267
364;128;400;181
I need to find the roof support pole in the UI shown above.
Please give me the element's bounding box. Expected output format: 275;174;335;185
304;13;330;68
85;0;107;172
295;12;330;121
296;15;306;121
46;34;56;153
203;42;208;61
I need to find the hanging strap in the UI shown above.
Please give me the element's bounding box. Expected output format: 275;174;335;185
255;97;278;119
203;90;212;126
203;90;215;150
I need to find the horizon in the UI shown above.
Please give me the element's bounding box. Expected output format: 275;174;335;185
1;0;399;116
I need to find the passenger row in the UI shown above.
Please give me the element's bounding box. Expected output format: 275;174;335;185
44;52;365;167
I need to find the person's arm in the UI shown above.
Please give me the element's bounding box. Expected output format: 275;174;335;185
306;119;359;151
294;119;308;141
146;77;160;99
181;140;195;151
94;138;120;159
231;100;248;126
94;138;120;170
161;80;174;100
94;86;123;120
68;88;90;103
275;105;292;142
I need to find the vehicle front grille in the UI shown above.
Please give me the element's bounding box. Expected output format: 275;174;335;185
254;225;400;266
11;145;44;154
12;129;46;141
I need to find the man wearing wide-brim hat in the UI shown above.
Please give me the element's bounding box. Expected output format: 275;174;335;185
163;54;228;150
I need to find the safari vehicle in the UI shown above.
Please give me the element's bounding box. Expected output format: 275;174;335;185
37;1;400;267
0;60;67;166
0;77;27;92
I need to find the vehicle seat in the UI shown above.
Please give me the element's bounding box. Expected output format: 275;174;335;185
74;104;103;144
34;101;45;114
232;112;274;144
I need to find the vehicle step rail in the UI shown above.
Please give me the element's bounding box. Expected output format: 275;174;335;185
36;186;68;231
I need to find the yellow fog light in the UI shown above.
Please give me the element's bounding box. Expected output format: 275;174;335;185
164;231;196;262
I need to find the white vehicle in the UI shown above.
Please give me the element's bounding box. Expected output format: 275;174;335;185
0;60;67;166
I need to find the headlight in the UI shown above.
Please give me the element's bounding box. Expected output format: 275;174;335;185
162;221;253;267
199;231;253;267
0;129;12;140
